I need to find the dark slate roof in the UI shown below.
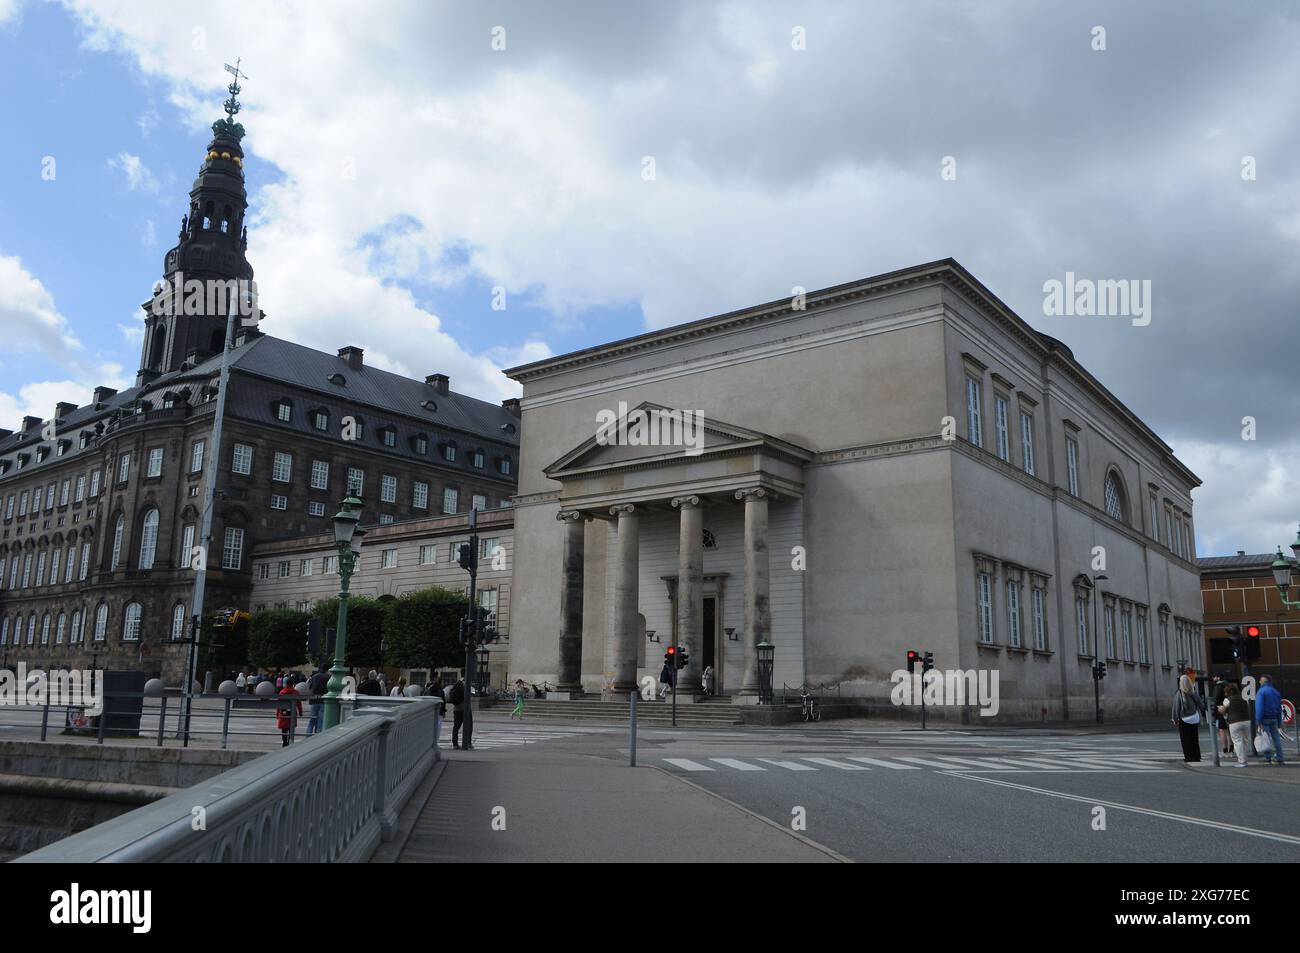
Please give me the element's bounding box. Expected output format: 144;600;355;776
0;387;143;475
173;335;520;446
1197;553;1295;571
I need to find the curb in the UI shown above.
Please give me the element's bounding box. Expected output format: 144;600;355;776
1183;762;1298;785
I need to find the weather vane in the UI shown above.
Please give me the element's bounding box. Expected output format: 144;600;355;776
213;58;249;141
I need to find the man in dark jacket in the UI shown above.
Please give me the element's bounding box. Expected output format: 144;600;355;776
357;670;382;697
447;679;470;750
306;669;330;736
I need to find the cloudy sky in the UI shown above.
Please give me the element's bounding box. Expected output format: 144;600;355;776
1;0;1298;556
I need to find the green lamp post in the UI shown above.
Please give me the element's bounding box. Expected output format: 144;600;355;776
323;491;366;729
1270;525;1300;608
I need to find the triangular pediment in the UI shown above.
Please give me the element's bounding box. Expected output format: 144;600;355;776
545;402;811;479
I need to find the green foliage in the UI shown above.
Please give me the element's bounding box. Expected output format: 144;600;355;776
203;612;250;671
248;609;311;670
383;586;468;669
312;596;386;667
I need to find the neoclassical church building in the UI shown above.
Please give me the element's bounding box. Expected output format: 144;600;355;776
505;260;1203;720
0;79;518;680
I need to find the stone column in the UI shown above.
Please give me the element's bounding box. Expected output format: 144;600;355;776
556;511;586;693
609;504;640;694
737;488;771;695
672;495;703;695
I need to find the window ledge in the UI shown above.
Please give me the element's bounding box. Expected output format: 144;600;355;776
976;642;1002;654
1007;646;1030;655
1031;649;1053;658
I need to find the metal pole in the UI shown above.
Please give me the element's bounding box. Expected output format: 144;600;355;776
462;508;479;750
220;695;231;749
1092;582;1104;724
157;696;167;747
182;616;198;746
323;543;352;731
187;298;240;750
920;668;927;731
629;689;638;767
40;695;49;742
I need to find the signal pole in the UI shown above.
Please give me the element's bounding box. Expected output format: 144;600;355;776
459;508;480;750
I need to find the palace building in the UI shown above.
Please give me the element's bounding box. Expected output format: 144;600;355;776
504;259;1203;720
0;79;518;680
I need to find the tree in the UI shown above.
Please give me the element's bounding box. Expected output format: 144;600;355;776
312;596;386;668
248;609;311;670
383;586;467;669
202;612;250;675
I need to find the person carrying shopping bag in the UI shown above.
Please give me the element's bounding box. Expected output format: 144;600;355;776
1255;674;1287;765
1171;674;1206;763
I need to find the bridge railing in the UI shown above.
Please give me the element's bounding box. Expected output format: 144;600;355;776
13;698;440;863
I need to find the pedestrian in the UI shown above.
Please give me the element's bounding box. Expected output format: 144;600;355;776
1217;683;1251;767
1255;674;1287;765
357;670;382;696
511;679;526;720
447;678;469;749
1212;673;1231;755
702;664;715;697
377;671;389;696
276;678;303;747
390;677;407;698
658;659;674;700
306;667;330;735
236;671;247;693
1171;674;1205;763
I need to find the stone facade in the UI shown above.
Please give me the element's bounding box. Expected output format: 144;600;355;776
504;259;1203;720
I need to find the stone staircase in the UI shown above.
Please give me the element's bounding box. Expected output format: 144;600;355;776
502;696;745;728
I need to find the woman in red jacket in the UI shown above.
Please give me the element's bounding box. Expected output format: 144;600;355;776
276;679;303;747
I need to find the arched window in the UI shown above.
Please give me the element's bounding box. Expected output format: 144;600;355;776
111;514;125;569
26;614;37;645
93;603;108;642
123;603;142;642
55;612;66;644
0;615;8;645
500;455;513;476
442;440;457;463
221;205;232;233
171;604;187;641
139;509;159;569
40;613;51;644
203;200;214;230
1103;469;1127;523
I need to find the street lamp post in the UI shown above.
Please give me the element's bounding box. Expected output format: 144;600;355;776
1091;573;1107;724
1270;526;1300;608
323;492;366;730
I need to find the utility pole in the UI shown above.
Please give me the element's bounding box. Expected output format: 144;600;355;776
460;507;480;750
185;299;240;744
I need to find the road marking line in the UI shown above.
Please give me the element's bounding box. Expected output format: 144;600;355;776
948;774;1300;845
710;758;766;771
664;758;715;772
846;757;920;769
992;757;1093;770
895;756;984;770
757;758;817;771
802;757;869;770
910;756;1020;771
1064;758;1166;771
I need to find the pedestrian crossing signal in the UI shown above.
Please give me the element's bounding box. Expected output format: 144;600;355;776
922;651;934;673
906;650;920;673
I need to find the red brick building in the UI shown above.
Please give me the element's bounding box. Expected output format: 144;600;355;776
1198;552;1300;696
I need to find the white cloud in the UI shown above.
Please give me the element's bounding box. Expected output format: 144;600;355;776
0;0;22;28
0;253;85;361
107;151;158;193
141;218;156;247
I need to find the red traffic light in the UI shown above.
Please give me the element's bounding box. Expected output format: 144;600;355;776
906;650;920;661
1246;625;1261;638
666;646;677;655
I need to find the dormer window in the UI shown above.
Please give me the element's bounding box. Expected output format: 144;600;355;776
352;416;365;440
381;426;397;448
413;434;429;455
36;446;48;463
274;399;292;423
421;400;437;413
162;396;175;409
79;432;91;450
56;440;69;457
442;440;457;463
500;422;517;435
472;449;485;469
16;454;27;470
327;373;346;386
312;409;329;432
500;456;512;476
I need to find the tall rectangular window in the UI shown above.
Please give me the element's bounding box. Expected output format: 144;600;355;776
59;480;70;505
310;460;329;490
965;377;983;448
35;551;46;587
1104;605;1116;659
18;490;27;516
1121;607;1133;661
994;396;1010;461
413;481;429;509
977;572;993;643
4;494;12;518
65;545;76;583
180;525;195;568
74;475;85;502
272;452;292;483
347;467;364;494
301;559;314;576
89;470;101;496
1182;520;1193;560
232;443;253;475
443;487;459;514
1006;579;1022;647
277;561;291;578
381;474;397;503
419;544;436;565
472;494;487;512
49;549;59;585
147;447;164;478
118;453;131;483
21;554;32;587
1066;438;1079;497
1149;491;1160;542
1137;614;1149;665
1032;588;1046;650
381;549;397;569
221;527;244;569
80;542;90;580
191;439;205;473
1020;413;1035;475
45;483;55;509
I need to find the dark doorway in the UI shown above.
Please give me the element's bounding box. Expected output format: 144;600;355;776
703;596;717;689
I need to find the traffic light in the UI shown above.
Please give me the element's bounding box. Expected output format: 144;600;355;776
1246;624;1261;662
1093;661;1107;680
457;542;477;573
906;650;920;673
677;650;689;670
665;646;677;667
477;605;498;644
306;618;322;657
921;651;934;673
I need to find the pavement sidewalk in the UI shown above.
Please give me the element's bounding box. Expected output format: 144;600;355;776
380;747;844;863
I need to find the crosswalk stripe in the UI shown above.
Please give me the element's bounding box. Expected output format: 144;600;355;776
757;758;817;771
709;758;766;771
894;756;981;770
992;757;1088;770
846;756;920;769
1064;757;1165;771
664;758;714;772
912;756;1017;771
802;757;869;770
